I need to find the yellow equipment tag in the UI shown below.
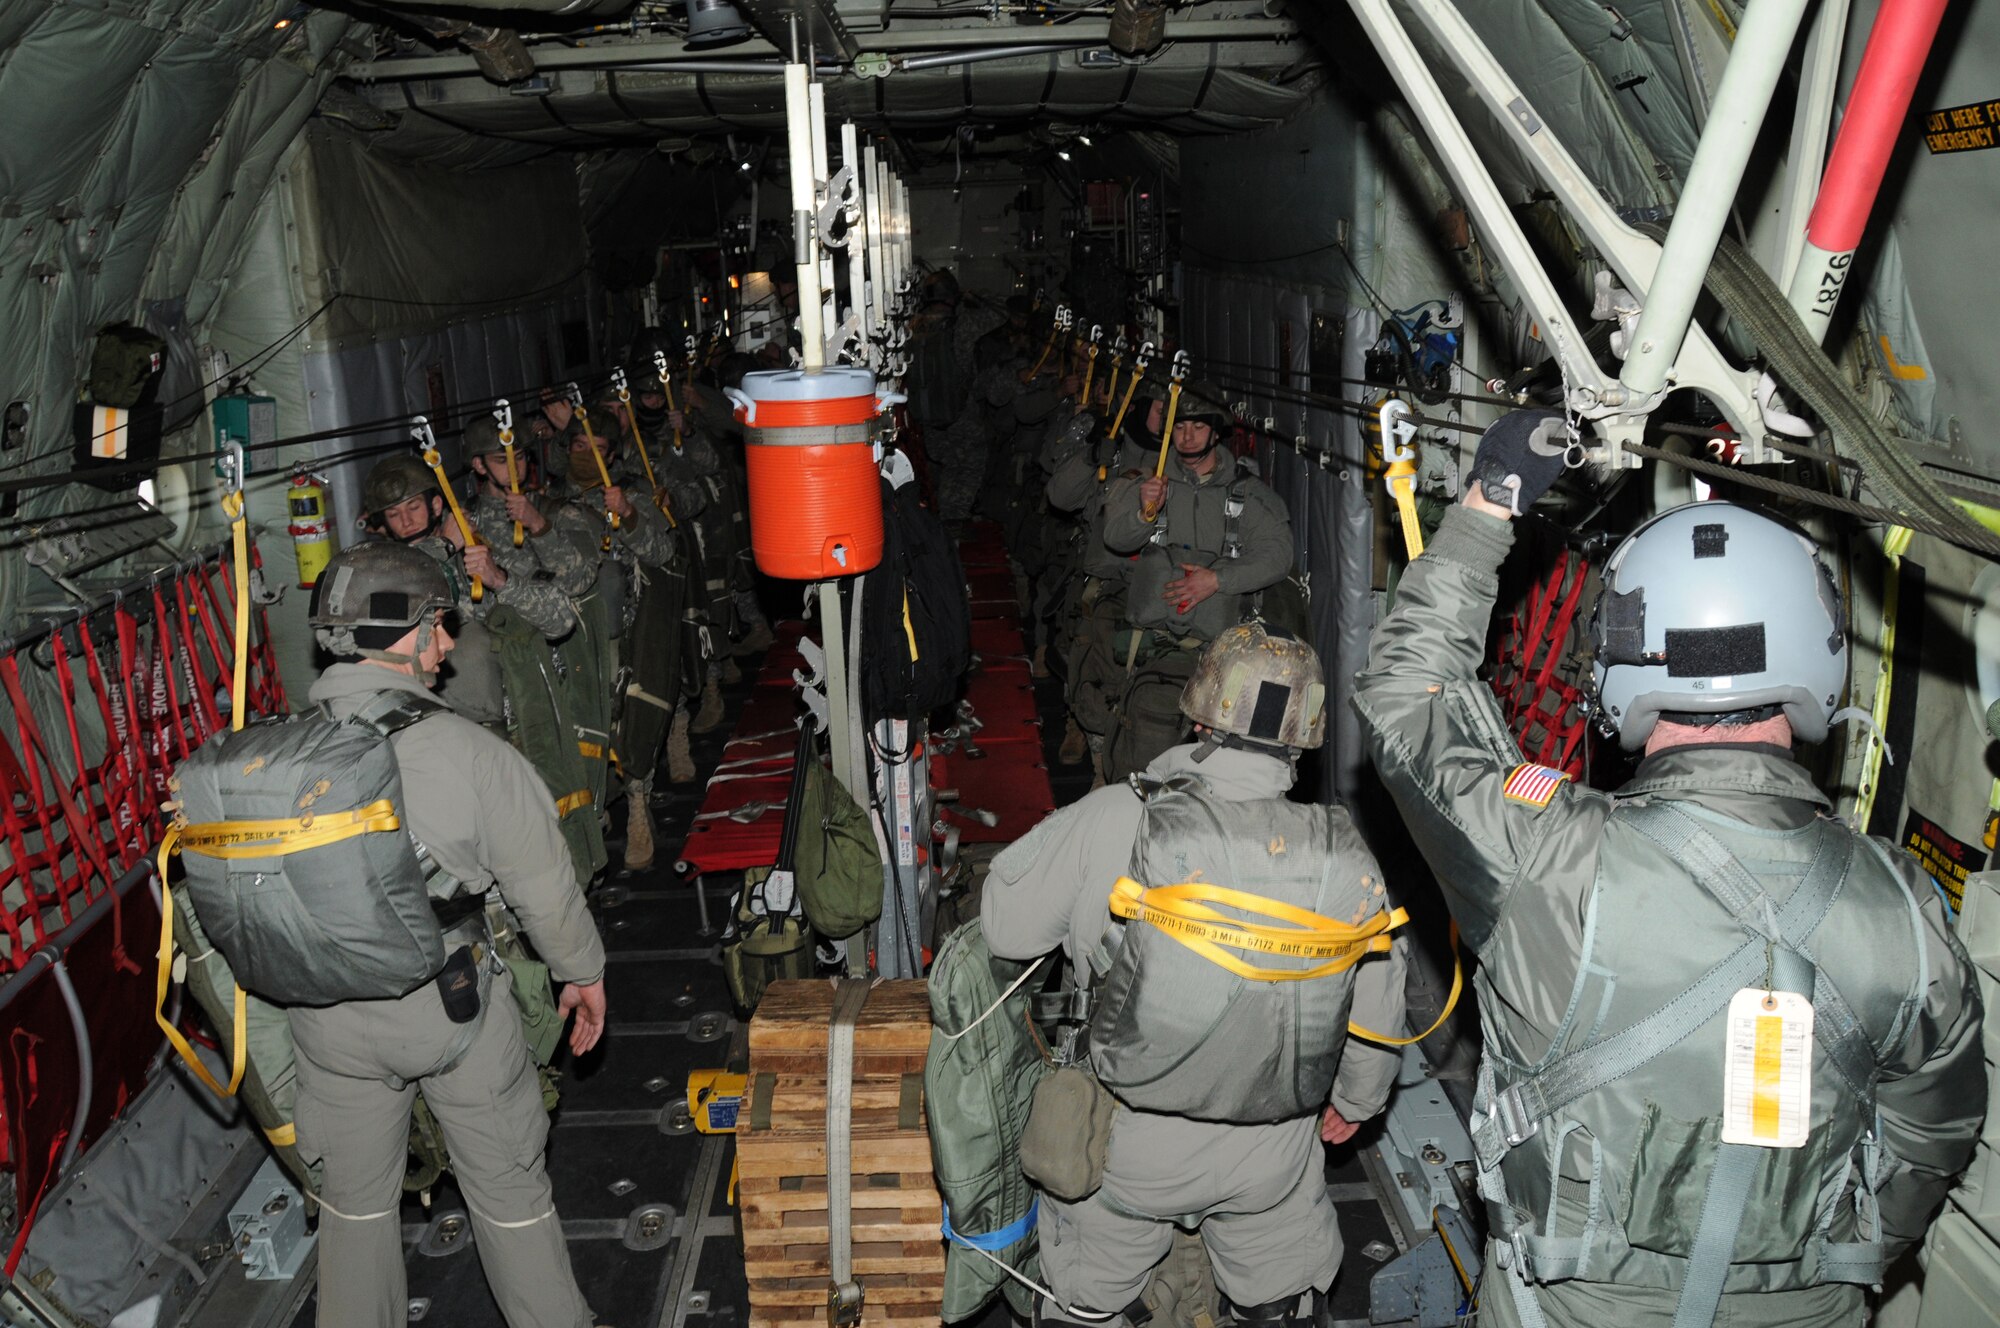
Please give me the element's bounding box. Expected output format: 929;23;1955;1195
1722;988;1813;1149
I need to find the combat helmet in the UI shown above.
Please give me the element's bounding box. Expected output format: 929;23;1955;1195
1590;501;1847;748
362;453;440;517
1181;621;1326;752
309;542;454;680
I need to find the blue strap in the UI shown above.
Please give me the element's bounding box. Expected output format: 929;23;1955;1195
942;1199;1039;1252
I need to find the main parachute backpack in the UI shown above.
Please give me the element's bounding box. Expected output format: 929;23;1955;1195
1086;775;1408;1122
165;692;452;1011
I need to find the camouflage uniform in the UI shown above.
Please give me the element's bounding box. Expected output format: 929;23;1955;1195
465;490;600;599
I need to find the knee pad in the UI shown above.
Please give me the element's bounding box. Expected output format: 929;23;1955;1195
1222;1288;1323;1328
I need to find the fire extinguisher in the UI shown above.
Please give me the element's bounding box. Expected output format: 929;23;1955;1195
286;470;333;589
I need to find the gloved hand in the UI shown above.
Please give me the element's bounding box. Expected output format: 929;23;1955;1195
1467;409;1571;516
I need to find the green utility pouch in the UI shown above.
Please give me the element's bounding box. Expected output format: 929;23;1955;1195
722;866;815;1012
88;323;166;406
1018;1065;1116;1202
795;759;883;940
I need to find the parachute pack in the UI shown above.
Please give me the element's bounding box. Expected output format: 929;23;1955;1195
167;691;453;1012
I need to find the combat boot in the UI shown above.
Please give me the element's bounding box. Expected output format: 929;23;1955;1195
719;655;743;684
667;709;697;783
1058;715;1087;765
1031;641;1051;678
690;677;727;733
623;779;656;872
732;619;775;656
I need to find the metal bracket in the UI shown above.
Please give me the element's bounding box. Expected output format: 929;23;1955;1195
816;164;854;249
1379;399;1418;465
852;51;892;79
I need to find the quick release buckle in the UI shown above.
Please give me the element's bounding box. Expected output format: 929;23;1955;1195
1474;1087;1538;1172
827;1281;865;1328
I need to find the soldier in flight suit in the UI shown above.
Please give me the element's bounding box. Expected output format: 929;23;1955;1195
1354;411;1985;1328
983;624;1409;1328
1099;388;1293;781
297;542;608;1328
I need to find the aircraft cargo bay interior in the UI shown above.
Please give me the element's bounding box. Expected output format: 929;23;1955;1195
1;3;1998;1328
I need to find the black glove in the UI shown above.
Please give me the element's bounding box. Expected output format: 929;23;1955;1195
1467;409;1571;515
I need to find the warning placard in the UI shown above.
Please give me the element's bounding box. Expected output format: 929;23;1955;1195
1901;808;1981;911
1922;101;2000;155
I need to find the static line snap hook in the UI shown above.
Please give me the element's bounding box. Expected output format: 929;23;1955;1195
411;415;438;457
613;367;630;404
566;380;585;412
1170;348;1190;383
221;438;246;497
493;398;513;436
653;350;671;384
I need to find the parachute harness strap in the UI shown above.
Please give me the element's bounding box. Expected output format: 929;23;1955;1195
414;416;484;602
496;399;523;547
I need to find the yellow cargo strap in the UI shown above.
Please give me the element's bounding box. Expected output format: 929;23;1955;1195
419;444;485;603
217;440;251;732
1108;342;1153;440
555;789;594;817
1386;455;1424;560
1142;375;1186;524
570;401;622;532
1109;877;1464;1045
175;801;402;859
1100;352;1123;413
613;371;675;526
1348;920;1463;1048
153;825;246;1098
1109;877;1403;981
496;400;524;547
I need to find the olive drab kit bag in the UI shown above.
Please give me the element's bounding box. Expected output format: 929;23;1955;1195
1086;774;1406;1122
168;692;451;1007
722;723;819;1012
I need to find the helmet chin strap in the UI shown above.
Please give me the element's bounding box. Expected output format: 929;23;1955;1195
356;618;442;688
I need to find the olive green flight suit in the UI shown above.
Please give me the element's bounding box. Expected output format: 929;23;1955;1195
1046;427;1154;743
1352;504;1986;1328
1099;451;1294;780
294;664;606;1328
981;743;1409;1315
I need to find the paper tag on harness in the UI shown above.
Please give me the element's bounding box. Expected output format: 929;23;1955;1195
1721;988;1813;1148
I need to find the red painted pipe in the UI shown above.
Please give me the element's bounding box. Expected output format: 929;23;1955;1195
1806;0;1951;252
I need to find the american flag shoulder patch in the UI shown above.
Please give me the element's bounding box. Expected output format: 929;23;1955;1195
1502;764;1570;808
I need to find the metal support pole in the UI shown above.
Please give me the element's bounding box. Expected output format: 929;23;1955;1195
1775;0;1853;291
843;122;873;349
1784;0;1949;334
1620;0;1815;397
863;142;888;350
808;80;839;359
820;582;853;797
784;63;826;370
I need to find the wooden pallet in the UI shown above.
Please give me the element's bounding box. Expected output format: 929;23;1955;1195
739;980;945;1328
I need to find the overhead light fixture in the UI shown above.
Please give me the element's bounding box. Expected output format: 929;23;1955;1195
686;0;752;49
1057;150;1072;161
1077;133;1093;147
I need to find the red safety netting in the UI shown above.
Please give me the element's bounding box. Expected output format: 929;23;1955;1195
0;545;289;1261
0;546;288;968
1491;549;1593;779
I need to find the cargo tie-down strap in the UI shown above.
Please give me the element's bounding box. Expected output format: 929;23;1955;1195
826;977;879;1328
1107;878;1464;1046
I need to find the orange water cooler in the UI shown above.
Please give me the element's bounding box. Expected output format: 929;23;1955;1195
727;367;903;579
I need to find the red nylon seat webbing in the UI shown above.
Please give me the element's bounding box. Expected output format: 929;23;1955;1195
1491;552;1592;781
171;576;225;736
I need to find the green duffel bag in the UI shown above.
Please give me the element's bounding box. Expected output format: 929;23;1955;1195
794;759;882;941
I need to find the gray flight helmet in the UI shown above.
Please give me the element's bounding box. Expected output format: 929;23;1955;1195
1590;501;1847;749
